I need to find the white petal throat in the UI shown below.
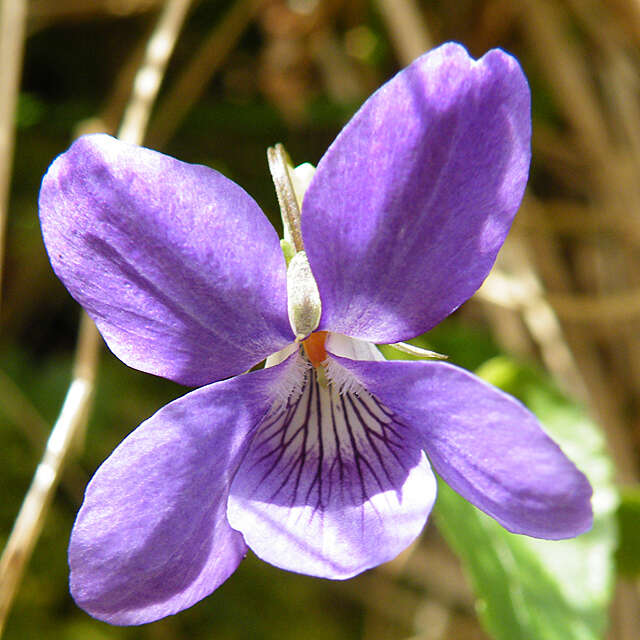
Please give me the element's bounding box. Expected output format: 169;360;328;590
246;361;415;511
227;351;436;579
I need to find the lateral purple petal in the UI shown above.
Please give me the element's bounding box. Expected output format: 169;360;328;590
333;357;593;539
40;134;291;386
302;43;531;342
227;359;436;578
68;364;285;625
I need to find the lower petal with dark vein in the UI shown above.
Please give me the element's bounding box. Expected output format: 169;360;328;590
227;359;436;579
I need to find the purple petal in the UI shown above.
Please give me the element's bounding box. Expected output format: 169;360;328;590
333;357;593;539
69;363;287;625
40;134;291;386
302;43;531;342
227;358;436;579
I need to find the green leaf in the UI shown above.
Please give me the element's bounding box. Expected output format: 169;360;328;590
615;485;640;576
435;356;618;640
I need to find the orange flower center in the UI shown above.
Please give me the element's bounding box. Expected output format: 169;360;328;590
302;331;328;367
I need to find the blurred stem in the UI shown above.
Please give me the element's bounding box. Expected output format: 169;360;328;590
477;239;590;404
0;0;27;315
374;0;433;66
0;0;192;635
0;368;87;503
118;0;192;145
0;314;98;636
149;0;263;149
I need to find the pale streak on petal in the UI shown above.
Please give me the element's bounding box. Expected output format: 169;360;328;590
388;342;448;360
265;342;299;368
325;333;385;361
291;163;316;210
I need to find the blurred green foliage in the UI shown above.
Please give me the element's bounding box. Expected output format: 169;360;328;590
615;486;640;577
436;358;617;640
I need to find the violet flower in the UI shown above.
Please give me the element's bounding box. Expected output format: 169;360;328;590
39;43;592;625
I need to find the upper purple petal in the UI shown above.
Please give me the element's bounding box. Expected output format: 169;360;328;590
302;43;531;343
39;134;291;386
332;356;593;539
68;362;288;625
227;355;436;578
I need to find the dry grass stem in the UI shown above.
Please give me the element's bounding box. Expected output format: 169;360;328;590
28;0;161;32
149;0;264;148
0;313;99;637
477;240;590;402
119;0;192;145
0;368;87;503
0;0;193;634
520;0;610;162
374;0;433;66
0;0;27;315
